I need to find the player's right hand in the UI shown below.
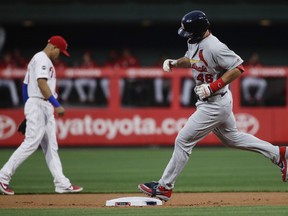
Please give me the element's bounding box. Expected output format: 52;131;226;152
163;59;177;72
195;84;212;100
56;106;65;117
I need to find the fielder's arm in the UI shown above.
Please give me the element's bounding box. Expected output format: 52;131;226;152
37;78;65;116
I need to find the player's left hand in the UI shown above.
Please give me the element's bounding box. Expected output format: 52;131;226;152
195;84;213;100
56;106;65;117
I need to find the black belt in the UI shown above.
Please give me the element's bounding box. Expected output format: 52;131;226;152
198;91;227;102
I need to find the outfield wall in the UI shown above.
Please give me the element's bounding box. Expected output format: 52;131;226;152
0;66;287;147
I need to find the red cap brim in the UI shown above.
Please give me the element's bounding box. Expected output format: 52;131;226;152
61;50;70;57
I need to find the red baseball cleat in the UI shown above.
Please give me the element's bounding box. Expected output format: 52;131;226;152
138;181;172;201
0;182;15;195
279;146;288;182
55;185;83;194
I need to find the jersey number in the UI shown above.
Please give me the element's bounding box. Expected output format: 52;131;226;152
196;74;213;83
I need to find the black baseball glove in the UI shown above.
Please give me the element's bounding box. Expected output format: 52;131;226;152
17;118;27;135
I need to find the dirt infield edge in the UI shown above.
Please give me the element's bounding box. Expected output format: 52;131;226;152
1;192;288;208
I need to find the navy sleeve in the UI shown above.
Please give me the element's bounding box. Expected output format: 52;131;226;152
22;83;29;104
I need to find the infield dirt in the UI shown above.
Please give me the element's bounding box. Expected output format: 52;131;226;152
1;192;288;208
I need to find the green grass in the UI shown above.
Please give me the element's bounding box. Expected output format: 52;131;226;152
1;206;288;216
0;147;285;194
0;147;287;215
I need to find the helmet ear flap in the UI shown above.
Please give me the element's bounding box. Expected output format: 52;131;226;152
178;26;193;38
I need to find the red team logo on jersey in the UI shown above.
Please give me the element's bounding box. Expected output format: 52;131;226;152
199;49;208;66
191;63;207;72
191;49;208;72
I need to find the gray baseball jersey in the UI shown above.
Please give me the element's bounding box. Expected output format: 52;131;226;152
185;34;243;93
159;33;280;189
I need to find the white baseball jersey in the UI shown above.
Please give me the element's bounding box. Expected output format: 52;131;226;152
24;51;58;99
0;50;71;191
185;34;243;94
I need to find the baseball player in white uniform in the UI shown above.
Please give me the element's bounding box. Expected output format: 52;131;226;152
138;10;287;201
0;35;83;195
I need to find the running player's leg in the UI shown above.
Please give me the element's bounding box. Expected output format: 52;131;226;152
159;104;222;188
213;112;280;164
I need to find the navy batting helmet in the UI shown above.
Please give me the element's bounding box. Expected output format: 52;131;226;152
178;10;210;43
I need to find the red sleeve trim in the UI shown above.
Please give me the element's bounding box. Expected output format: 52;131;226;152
236;64;245;73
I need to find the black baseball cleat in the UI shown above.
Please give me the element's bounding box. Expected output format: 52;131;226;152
138;181;172;201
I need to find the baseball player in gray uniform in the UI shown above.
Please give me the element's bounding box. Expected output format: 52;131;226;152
138;10;287;201
0;35;83;195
